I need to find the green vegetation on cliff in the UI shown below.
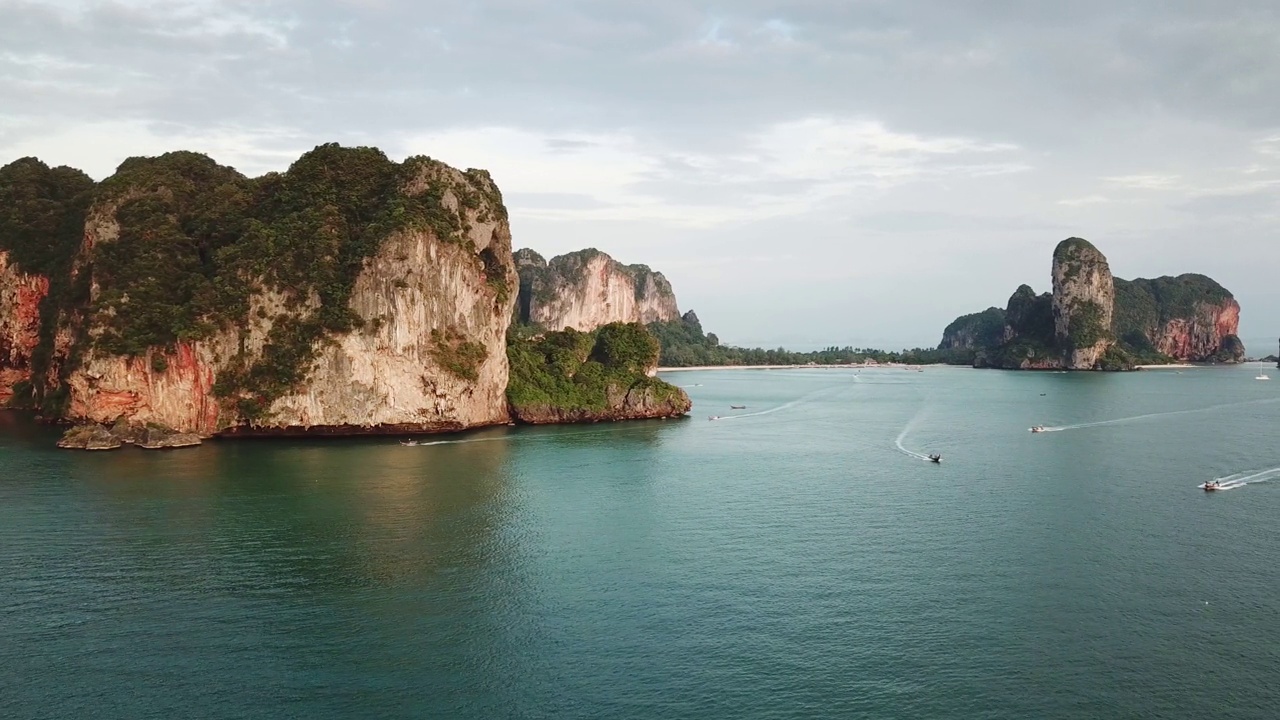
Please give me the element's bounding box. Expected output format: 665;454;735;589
1113;276;1232;336
506;322;684;414
939;307;1005;351
0;145;512;418
1066;299;1108;349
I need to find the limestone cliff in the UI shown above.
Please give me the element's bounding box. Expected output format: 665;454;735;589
0;252;47;405
1;146;518;441
939;237;1243;370
0;157;94;407
1113;276;1243;363
515;248;679;331
1051;238;1115;369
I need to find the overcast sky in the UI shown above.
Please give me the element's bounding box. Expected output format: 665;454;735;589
3;1;1278;350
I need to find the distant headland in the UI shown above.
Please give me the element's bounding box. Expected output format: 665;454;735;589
938;237;1243;371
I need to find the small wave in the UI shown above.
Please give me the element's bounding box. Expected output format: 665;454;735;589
1202;466;1280;491
1041;397;1280;433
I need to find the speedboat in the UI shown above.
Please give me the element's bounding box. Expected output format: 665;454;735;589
928;454;942;464
1203;482;1220;492
730;405;746;409
399;439;419;446
1030;426;1046;433
709;415;721;421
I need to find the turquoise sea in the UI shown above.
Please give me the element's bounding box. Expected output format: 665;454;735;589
3;364;1280;719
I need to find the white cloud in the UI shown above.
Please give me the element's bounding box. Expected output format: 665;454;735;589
1057;195;1111;206
1102;174;1182;189
404;117;1026;229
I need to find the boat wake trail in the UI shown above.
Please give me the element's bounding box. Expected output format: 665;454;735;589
717;388;826;421
894;408;932;461
1201;466;1280;491
1042;397;1280;433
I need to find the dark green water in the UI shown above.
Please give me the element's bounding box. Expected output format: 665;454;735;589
4;365;1280;719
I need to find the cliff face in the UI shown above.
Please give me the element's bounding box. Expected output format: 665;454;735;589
939;237;1243;370
1113;276;1243;363
516;248;679;331
2;146;517;439
1051;238;1115;369
64;222;514;435
0;252;48;405
0;157;94;407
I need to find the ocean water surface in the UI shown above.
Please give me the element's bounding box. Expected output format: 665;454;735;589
3;364;1279;718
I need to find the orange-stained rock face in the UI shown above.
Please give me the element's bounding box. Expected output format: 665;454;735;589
66;342;224;434
1149;298;1241;361
0;251;50;404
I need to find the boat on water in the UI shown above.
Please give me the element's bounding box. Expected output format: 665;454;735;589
1256;373;1270;381
1203;482;1221;492
1030;426;1046;433
730;405;746;409
928;454;942;464
709;415;721;421
400;440;419;446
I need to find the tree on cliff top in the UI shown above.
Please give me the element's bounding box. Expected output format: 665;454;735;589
1053;236;1102;262
0;158;94;277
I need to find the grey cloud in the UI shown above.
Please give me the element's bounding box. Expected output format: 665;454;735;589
2;0;1279;344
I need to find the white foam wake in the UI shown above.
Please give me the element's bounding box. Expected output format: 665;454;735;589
1201;466;1280;491
1041;396;1280;433
716;387;835;421
894;408;932;461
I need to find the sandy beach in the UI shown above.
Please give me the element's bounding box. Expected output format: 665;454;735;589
656;363;933;372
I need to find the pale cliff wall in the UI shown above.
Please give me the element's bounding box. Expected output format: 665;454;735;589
57;156;516;436
517;248;679;331
0;251;48;404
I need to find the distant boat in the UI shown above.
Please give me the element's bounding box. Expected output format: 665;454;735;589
730;405;746;409
1203;482;1221;492
1030;426;1046;433
708;415;721;421
400;439;419;446
928;454;942;464
1256;373;1270;381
